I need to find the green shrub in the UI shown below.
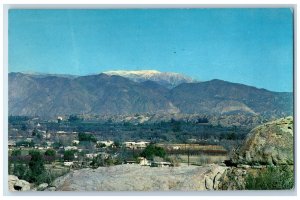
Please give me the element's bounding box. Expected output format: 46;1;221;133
245;165;294;190
140;144;166;159
78;132;97;142
64;150;75;161
45;149;56;157
44;149;56;163
11;149;22;156
16;140;35;147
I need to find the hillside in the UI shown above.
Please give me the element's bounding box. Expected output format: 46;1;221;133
8;72;293;118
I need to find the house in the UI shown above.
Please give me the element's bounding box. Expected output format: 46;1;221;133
151;161;172;167
46;141;54;147
25;138;33;142
97;140;114;147
187;138;197;143
72;140;80;145
125;160;137;164
64;146;78;151
85;153;98;159
124;141;150;149
135;141;150;148
138;157;150;166
8;140;16;148
124;142;135;149
57;131;67;134
64;161;74;167
100;152;110;159
57;116;63;123
172;146;180;150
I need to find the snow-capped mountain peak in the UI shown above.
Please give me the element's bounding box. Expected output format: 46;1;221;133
103;70;196;88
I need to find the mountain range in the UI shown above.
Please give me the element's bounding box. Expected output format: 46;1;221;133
8;71;293;118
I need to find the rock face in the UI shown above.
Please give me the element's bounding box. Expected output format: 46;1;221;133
203;165;228;190
217;167;248;190
232;116;293;166
8;175;31;191
52;164;227;191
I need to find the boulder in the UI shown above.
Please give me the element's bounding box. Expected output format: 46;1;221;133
14;180;31;191
8;175;19;191
202;164;228;190
205;176;213;190
37;183;49;191
232;116;293;166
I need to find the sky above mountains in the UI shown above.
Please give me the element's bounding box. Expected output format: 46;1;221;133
9;8;293;92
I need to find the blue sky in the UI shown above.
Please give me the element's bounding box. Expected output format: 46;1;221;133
9;8;293;92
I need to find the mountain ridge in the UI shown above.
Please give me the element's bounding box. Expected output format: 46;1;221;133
8;72;293;118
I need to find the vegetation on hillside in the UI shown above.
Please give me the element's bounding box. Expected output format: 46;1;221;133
245;166;294;190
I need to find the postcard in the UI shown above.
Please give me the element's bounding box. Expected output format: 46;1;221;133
7;7;294;192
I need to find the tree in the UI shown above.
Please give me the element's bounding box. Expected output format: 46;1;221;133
90;155;121;168
32;128;38;137
78;132;97;142
226;132;237;140
197;117;209;123
68;114;82;123
9;150;29;179
171;119;182;132
52;141;62;149
44;149;56;163
140;144;166;159
16;140;35;147
64;150;75;161
28;150;45;183
11;149;22;156
113;141;121;148
96;143;106;148
21;124;28;131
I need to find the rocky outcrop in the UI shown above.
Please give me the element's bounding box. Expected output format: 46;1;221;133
215;117;294;190
232;116;293;166
8;175;31;191
52;164;227;191
217;167;248;190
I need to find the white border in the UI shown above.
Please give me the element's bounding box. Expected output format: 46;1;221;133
1;1;299;199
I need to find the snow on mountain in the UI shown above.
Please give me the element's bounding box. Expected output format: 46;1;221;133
103;70;196;88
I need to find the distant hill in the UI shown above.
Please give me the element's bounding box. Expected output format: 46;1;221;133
169;79;293;117
8;72;293;118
